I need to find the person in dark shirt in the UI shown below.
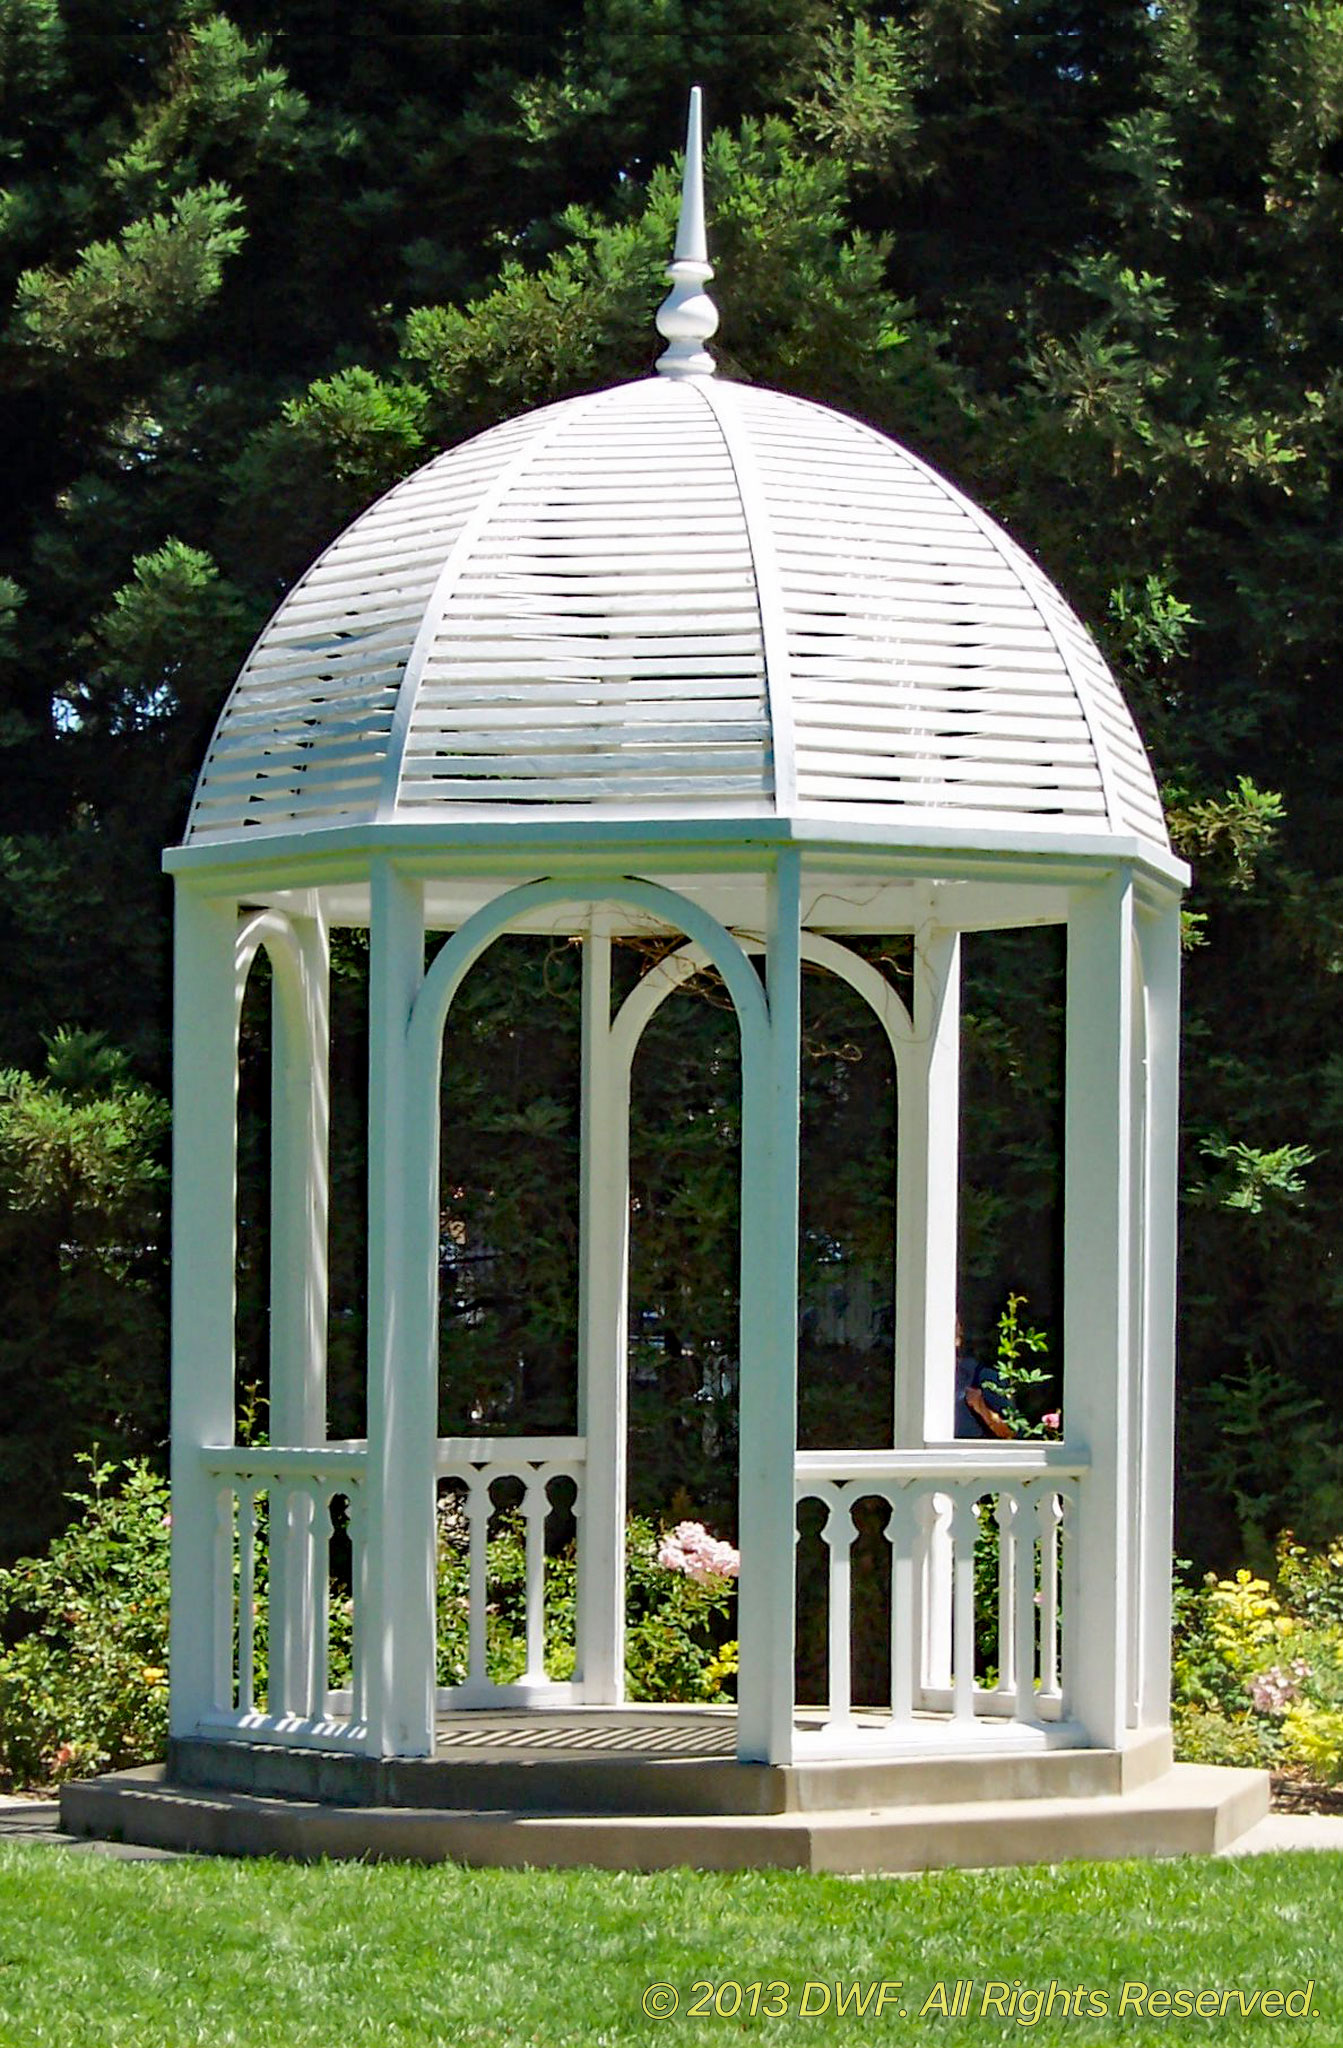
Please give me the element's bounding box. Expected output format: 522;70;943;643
953;1317;1014;1440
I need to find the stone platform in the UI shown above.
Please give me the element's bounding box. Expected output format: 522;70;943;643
59;1710;1271;1872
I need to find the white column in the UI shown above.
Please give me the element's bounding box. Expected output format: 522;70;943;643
894;928;961;1446
736;849;802;1764
895;929;960;1694
576;910;629;1702
1064;870;1135;1750
1135;895;1181;1730
364;862;434;1756
267;909;330;1719
168;886;239;1737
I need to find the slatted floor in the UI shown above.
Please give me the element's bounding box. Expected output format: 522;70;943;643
433;1710;737;1760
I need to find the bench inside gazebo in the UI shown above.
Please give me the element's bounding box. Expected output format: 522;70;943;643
62;94;1268;1869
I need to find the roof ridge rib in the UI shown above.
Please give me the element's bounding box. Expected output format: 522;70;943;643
699;379;796;812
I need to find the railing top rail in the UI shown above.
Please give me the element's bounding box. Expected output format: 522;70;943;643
436;1435;586;1467
199;1445;369;1477
795;1446;1089;1484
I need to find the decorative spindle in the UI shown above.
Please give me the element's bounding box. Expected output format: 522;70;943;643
655;86;718;378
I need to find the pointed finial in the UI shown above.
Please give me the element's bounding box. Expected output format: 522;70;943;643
656;87;718;379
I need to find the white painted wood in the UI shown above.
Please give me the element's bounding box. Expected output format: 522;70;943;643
1136;897;1181;1731
236;908;330;1721
951;1490;978;1725
576;912;629;1703
238;1484;257;1715
823;1499;855;1726
996;1491;1017;1695
212;1489;234;1711
1040;1492;1064;1702
796;1463;1081;1743
888;1489;916;1725
182;371;1170;855
894;930;961;1448
523;1476;548;1685
433;1442;586;1706
1063;872;1135;1750
735;850;802;1765
795;1449;1088;1481
169;888;240;1738
1014;1494;1039;1721
364;863;435;1756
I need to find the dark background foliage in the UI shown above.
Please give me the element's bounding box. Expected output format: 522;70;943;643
1;0;1340;1570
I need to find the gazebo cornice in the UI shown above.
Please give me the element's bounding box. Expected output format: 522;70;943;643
163;814;1188;894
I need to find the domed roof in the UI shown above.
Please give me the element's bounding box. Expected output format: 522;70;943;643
183;103;1167;857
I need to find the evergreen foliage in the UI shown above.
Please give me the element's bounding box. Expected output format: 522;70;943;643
0;2;1340;1566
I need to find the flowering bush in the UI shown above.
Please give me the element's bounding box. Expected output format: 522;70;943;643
0;1456;171;1785
625;1517;737;1702
1172;1538;1343;1782
656;1521;740;1586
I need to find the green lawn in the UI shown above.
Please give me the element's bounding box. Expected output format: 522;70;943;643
0;1846;1335;2046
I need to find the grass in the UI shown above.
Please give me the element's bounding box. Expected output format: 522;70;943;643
0;1847;1337;2046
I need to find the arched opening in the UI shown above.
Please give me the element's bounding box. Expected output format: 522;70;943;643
626;949;743;1707
407;878;773;1721
958;925;1067;1433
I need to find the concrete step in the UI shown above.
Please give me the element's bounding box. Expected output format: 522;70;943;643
167;1728;1172;1817
60;1763;1269;1873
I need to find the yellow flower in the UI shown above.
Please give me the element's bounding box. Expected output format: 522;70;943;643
141;1666;167;1686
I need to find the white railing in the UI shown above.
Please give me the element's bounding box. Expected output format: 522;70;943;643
198;1444;369;1746
795;1448;1087;1747
435;1436;585;1707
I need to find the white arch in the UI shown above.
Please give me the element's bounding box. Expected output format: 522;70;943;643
610;927;913;1074
388;869;797;1759
407;875;771;1083
231;904;331;1719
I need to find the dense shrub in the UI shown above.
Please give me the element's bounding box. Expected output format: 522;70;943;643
1172;1538;1343;1783
0;1457;170;1785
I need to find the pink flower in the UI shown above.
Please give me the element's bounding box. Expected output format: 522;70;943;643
1249;1663;1305;1716
1042;1411;1062;1434
657;1520;740;1585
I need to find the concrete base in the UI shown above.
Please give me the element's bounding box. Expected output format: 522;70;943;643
59;1717;1270;1872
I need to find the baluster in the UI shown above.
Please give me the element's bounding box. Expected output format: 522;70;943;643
308;1482;329;1718
951;1490;979;1724
347;1482;367;1726
1059;1487;1078;1715
994;1490;1017;1706
1014;1486;1040;1725
467;1472;490;1689
1039;1491;1064;1702
237;1484;258;1715
919;1490;954;1696
213;1487;235;1711
887;1487;916;1727
822;1493;855;1727
523;1472;548;1685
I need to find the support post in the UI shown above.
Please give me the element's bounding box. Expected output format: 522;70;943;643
267;909;331;1719
168;887;240;1737
736;849;802;1764
576;909;629;1702
1135;895;1181;1731
365;862;434;1756
894;928;961;1446
895;928;960;1692
1064;870;1135;1750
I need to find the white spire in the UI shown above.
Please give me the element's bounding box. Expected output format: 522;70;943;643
655;86;718;379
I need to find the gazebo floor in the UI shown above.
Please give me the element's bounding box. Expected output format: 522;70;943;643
58;1715;1270;1871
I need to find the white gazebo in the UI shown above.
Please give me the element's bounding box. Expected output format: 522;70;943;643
129;98;1250;1860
